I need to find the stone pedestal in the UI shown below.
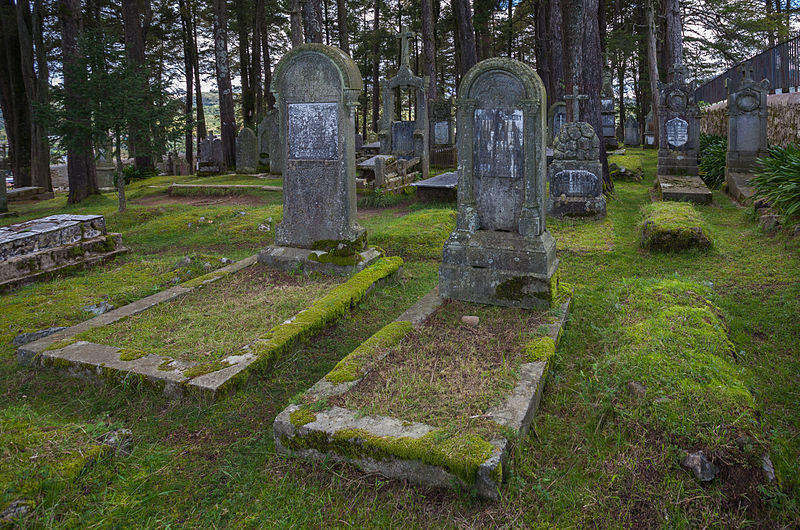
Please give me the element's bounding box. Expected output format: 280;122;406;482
439;58;559;309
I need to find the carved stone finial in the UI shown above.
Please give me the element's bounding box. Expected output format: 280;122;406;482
564;84;588;122
396;26;415;68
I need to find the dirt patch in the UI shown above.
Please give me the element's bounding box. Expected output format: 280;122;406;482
333;299;546;438
133;194;266;207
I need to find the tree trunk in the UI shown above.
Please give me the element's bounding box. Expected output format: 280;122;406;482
646;0;660;147
562;0;583;121
616;54;626;142
59;0;98;203
0;0;32;187
473;0;493;61
261;25;275;110
235;0;253;128
213;0;236;168
121;0;153;170
371;0;380;133
546;0;564;103
664;0;682;78
452;0;477;75
115;126;126;212
336;0;349;53
302;0;323;43
290;0;303;47
581;0;611;191
192;1;206;157
179;0;193;169
421;0;436;101
16;0;50;190
252;0;264;119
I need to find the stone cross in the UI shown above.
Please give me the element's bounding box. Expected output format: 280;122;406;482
396;27;415;68
564;85;588;122
670;61;689;84
741;62;754;82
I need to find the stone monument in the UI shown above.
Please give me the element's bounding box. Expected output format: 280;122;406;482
725;64;769;201
655;63;711;204
430;98;456;168
198;133;223;175
95;143;115;189
439;57;560;309
266;109;283;175
236;127;258;174
601;67;617;149
624;115;640;146
257;115;270;169
643;109;656;148
0;172;13;218
548;87;606;219
548;102;567;147
258;43;379;275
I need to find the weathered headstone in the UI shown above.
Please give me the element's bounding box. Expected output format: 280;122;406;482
95;144;115;188
624;115;640;146
258;43;377;275
439;57;560;309
198;134;223;175
656;63;711;204
236;127;258;174
643;109;656;148
601;97;617;149
266;110;283;175
548;102;567;147
257;116;270;168
430;98;456;168
548;121;606;219
377;27;429;181
726;64;769;201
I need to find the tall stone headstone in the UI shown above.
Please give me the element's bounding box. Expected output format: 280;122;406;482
236;127;258;174
259;43;378;275
624;115;640;146
257;115;270;168
198;134;223;175
548;102;567;147
378;27;429;180
266;109;283;175
439;57;560;309
655;63;711;204
548;120;606;219
726;65;769;201
430;98;456;168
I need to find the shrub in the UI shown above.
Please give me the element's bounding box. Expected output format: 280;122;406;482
122;165;159;184
753;144;800;220
698;133;727;190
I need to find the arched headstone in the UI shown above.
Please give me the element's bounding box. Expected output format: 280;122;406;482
439;57;560;309
726;65;769;201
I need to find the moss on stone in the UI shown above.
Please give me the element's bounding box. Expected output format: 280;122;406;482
50;357;73;369
311;232;367;256
524;336;556;362
496;276;528;302
43;337;79;352
289;408;317;427
639;202;713;252
182;360;232;378
53;444;110;481
325;321;413;384
67;245;86;258
307;251;364;267
118;348;148;361
286;426;495;485
157;358;175;371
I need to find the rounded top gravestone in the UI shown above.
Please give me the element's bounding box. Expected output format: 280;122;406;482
270;43;364;249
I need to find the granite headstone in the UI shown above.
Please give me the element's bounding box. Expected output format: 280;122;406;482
257;115;270;168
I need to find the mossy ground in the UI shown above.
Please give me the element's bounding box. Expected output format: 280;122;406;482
76;265;342;364
1;153;799;526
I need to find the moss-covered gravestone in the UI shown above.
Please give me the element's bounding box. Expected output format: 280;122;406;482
235;127;258;174
726;65;769;201
548;120;606;219
258;43;378;275
439;57;560;308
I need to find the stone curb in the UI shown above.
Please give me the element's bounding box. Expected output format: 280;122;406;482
274;290;572;500
168;183;282;194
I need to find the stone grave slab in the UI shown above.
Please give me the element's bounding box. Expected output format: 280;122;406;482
624;116;640;146
657;63;700;177
7;186;55;202
411;171;458;202
0;214;127;291
655;175;712;205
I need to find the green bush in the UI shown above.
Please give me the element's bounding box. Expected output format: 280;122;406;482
753;144;800;220
698;133;727;190
122;165;159;184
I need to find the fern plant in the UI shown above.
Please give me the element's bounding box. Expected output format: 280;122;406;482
752;144;800;220
698;133;727;190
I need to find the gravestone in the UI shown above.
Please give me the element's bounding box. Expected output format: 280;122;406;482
624;115;640;146
0;173;9;216
377;27;429;181
655;63;711;204
95;144;115;189
198;134;223;175
266;110;283;175
439;57;560;309
258;43;378;275
257;116;270;168
355;133;363;152
601;97;617;149
236;127;258;174
726;65;769;201
548;102;567;146
430;98;456;168
643;109;656;148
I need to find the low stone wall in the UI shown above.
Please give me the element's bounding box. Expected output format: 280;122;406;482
701;92;800;147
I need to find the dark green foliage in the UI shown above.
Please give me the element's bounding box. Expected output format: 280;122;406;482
121;166;159;184
699;134;727;190
753;144;800;220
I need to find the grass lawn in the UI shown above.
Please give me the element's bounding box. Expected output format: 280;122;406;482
1;148;799;526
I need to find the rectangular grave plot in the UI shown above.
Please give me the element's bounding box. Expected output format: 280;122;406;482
75;264;345;365
473;109;524;179
288;102;339;161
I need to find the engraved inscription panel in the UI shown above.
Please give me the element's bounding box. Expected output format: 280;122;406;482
551;169;601;198
666;117;689;147
434;121;450;145
473;109;524;179
288;102;338;160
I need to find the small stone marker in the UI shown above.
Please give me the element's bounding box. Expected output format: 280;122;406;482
548;102;567;146
439;57;560;309
258;43;378;275
0;173;8;214
236;127;258;174
726;64;769;201
461;315;479;326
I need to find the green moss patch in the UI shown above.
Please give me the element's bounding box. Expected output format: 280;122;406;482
639;202;713;252
524;336;556;362
334;299;548;439
118;348;148;361
594;279;759;450
289;408;317;427
183;360;232;379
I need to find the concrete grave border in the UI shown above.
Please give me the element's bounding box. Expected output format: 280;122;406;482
18;255;403;400
274;288;572;500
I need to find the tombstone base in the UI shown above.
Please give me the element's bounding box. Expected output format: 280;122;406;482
725;171;756;202
657;155;699;177
439;230;559;309
547;195;606;219
258;245;382;277
0;211;19;219
656;175;712;205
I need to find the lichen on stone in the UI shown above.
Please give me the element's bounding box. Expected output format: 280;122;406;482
182;360;232;379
